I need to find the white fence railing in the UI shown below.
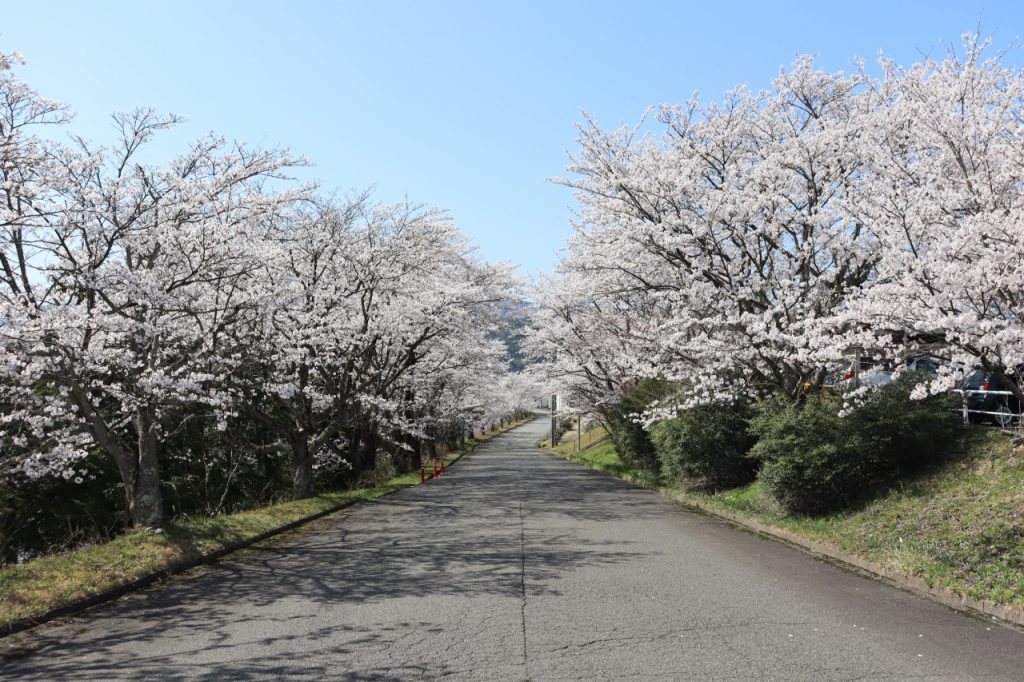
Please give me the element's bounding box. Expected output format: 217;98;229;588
954;389;1022;428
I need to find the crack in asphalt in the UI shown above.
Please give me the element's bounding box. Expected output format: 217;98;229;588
519;499;530;681
544;621;827;653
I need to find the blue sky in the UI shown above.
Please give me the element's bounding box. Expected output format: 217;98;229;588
3;1;1023;275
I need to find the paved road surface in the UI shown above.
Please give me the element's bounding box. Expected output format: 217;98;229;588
3;417;1024;680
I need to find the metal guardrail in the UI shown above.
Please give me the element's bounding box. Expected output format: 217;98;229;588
577;433;611;452
954;389;1022;428
562;421;610;453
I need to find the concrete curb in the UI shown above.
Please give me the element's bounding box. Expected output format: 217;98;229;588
549;449;1024;632
2;420;532;641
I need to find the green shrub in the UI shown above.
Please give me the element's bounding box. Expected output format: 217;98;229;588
604;378;673;472
750;373;962;515
649;401;756;489
749;396;872;514
853;373;963;474
0;450;127;565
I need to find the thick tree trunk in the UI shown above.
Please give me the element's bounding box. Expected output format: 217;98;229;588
427;439;439;467
393;438;420;474
289;434;314;499
68;381;164;529
362;429;379;474
130;406;165;529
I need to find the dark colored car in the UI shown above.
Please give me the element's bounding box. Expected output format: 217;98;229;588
958;366;1023;427
905;357;942;375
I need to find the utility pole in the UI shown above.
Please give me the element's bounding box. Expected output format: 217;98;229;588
550;393;558;447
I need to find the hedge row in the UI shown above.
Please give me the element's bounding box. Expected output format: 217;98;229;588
605;374;963;515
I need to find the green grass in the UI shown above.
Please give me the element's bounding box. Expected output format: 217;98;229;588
545;425;1024;612
0;418;529;633
544;431;661;489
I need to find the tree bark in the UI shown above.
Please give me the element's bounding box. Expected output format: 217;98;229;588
289;434;314;499
393;437;420;474
131;406;165;528
68;381;165;529
362;429;379;475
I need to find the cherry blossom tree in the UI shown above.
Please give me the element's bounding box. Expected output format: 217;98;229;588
342;204;517;471
0;53;307;527
0;48;534;547
548;57;880;410
527;266;660;417
542;34;1024;428
843;35;1024;402
230;195;519;497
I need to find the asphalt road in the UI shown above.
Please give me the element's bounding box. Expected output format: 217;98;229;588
3;417;1024;680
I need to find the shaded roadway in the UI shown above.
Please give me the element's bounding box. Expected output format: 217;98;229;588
3;417;1024;679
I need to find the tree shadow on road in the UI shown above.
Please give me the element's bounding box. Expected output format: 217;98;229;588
0;429;667;679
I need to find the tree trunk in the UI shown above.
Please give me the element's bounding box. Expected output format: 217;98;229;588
68;380;165;529
394;445;413;474
362;429;379;474
130;406;165;529
345;420;379;475
393;437;420;474
289;434;313;499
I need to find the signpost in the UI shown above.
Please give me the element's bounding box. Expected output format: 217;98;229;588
576;413;582;453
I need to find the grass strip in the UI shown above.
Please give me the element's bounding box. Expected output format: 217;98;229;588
0;417;530;636
544;426;1024;615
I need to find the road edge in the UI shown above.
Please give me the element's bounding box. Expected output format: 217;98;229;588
1;419;531;641
544;447;1024;632
1;498;365;640
677;495;1024;631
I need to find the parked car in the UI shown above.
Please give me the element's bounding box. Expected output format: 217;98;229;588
836;358;895;388
957;365;1023;427
816;355;960;393
835;356;937;387
905;356;942;375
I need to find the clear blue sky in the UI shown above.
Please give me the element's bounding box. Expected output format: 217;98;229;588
3;1;1023;275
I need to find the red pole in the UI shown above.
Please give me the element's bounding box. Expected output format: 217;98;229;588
432;459;438;478
420;465;426;483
